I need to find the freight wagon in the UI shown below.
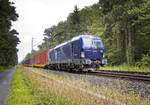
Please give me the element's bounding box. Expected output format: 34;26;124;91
26;50;49;68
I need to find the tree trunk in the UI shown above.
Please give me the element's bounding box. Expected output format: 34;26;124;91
126;25;135;65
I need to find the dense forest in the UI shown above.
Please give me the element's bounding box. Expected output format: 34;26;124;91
0;0;19;67
25;0;150;67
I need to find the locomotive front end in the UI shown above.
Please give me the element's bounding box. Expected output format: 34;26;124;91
81;36;107;68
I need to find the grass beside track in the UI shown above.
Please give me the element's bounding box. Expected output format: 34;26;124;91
100;65;150;72
21;67;108;105
7;67;33;105
7;67;119;105
7;67;73;105
7;67;150;105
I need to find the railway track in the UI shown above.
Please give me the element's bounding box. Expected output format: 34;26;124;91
61;69;150;82
45;68;150;82
84;70;150;82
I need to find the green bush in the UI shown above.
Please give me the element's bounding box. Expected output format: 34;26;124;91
136;54;150;68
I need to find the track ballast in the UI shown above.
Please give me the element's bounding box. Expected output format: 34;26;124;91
53;69;150;82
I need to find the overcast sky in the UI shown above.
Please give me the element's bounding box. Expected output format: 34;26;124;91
11;0;98;62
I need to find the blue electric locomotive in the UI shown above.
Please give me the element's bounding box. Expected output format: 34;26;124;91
48;35;107;71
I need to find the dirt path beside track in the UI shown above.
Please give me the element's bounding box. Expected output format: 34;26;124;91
0;67;15;105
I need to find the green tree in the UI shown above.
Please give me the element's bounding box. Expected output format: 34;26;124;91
0;0;19;66
99;0;150;65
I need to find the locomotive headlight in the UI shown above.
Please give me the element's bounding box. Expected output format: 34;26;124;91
100;49;103;53
81;52;85;58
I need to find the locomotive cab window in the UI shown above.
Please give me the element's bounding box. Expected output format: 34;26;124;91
82;38;103;49
92;39;103;49
82;38;92;48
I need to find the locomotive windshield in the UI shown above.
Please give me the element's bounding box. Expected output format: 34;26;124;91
82;37;103;49
82;38;92;48
92;39;103;49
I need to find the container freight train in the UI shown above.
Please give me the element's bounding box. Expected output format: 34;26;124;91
22;35;107;71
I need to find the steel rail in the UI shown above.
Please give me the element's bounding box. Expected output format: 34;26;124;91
44;68;150;82
85;71;150;82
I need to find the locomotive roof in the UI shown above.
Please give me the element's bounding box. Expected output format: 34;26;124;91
53;34;101;50
71;34;100;41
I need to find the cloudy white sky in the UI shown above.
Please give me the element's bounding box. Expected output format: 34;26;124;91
12;0;98;62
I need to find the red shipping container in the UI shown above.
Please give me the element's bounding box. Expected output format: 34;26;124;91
32;50;49;67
